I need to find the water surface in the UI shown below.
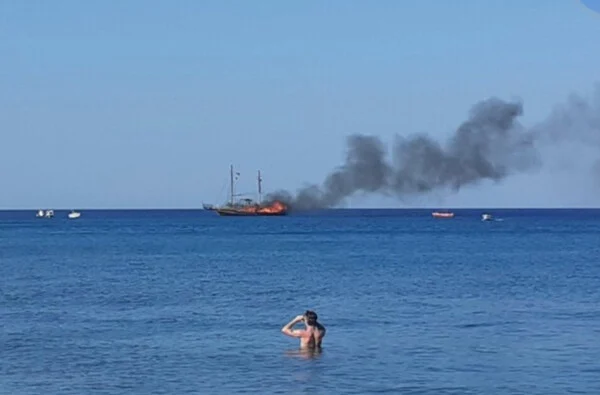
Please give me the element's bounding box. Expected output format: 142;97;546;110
2;209;600;394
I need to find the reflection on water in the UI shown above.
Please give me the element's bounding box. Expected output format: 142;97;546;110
284;348;326;387
284;347;323;360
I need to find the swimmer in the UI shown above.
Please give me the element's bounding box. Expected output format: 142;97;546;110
281;310;326;349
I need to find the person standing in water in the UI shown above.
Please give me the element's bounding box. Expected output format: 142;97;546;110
281;310;326;349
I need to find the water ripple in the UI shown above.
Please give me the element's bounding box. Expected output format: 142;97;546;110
2;211;600;394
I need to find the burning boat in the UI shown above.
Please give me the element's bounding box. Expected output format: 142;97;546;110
215;198;287;216
205;165;288;217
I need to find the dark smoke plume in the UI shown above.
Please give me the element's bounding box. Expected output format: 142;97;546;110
266;86;600;210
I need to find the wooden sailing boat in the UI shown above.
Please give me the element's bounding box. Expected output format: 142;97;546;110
207;165;288;216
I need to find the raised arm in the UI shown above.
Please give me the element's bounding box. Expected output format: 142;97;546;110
281;315;305;338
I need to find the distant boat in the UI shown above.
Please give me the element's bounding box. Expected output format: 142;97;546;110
205;165;288;217
432;211;454;219
68;210;81;219
481;213;493;221
37;209;54;218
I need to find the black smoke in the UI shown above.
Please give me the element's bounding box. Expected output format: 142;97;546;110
266;86;600;210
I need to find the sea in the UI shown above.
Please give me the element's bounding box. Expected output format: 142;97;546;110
1;208;600;394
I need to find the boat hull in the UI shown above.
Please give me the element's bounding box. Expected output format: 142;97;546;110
432;212;454;218
215;208;287;216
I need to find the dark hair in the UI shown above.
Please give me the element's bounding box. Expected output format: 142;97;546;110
304;310;318;325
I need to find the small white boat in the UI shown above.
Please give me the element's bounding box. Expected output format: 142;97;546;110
36;209;55;218
68;210;81;219
481;213;493;221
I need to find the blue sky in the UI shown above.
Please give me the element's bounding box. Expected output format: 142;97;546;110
1;0;599;209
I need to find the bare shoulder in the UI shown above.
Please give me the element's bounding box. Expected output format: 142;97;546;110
317;323;326;335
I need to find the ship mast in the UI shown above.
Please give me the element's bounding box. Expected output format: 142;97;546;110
257;170;262;204
230;164;234;206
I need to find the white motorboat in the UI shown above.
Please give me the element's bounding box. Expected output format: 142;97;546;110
481;213;493;221
68;210;81;219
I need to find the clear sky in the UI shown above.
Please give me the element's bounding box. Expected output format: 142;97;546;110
1;0;599;209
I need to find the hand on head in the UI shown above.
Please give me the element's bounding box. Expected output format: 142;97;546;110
290;311;318;325
303;310;318;325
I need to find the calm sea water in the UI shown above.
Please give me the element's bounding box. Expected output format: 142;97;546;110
2;209;600;394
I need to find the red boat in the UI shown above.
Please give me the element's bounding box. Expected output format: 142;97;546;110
432;211;454;218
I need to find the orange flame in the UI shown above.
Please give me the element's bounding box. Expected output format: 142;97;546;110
223;200;288;215
257;200;287;214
